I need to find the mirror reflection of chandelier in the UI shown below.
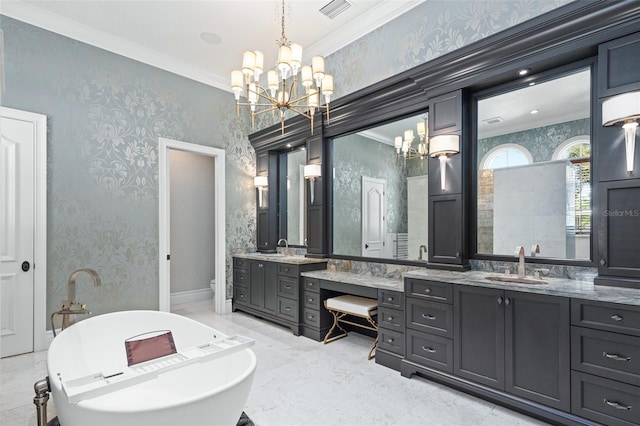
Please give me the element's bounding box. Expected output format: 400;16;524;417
230;0;334;135
395;114;428;163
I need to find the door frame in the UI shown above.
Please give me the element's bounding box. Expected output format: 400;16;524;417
0;106;47;352
158;138;226;313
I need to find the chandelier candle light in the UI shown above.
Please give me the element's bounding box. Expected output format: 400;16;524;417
231;0;334;135
395;114;429;165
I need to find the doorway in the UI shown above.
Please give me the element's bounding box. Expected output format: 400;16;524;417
0;107;47;357
158;138;226;314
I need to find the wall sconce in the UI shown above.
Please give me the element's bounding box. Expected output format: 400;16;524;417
303;164;321;203
602;91;640;174
429;134;460;191
253;175;268;207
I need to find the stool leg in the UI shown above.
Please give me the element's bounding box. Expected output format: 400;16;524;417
323;311;348;344
366;312;378;360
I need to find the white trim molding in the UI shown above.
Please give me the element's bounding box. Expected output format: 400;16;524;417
158;138;226;314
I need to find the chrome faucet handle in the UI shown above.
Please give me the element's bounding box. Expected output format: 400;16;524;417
531;244;540;257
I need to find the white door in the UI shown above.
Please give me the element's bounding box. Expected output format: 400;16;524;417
1;110;38;357
362;176;386;258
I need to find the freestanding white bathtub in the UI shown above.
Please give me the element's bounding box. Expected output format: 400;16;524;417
47;310;256;426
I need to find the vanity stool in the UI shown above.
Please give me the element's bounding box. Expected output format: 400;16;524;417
323;295;378;360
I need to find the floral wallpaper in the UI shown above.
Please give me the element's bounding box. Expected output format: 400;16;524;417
477;118;591;166
1;15;255;321
1;0;574;324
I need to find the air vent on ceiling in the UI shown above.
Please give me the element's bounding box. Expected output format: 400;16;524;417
320;0;352;19
483;117;504;125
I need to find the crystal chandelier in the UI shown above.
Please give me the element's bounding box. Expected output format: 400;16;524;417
395;114;428;164
231;0;334;135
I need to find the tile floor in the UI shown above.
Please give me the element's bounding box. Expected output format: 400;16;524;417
1;300;548;426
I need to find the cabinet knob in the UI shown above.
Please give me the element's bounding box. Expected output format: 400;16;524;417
504;298;510;306
422;314;436;320
387;338;394;343
387;297;394;302
424;288;431;294
308;298;313;303
240;294;244;298
611;314;623;322
308;315;314;319
600;258;607;266
387;316;394;321
497;297;503;305
604;399;631;411
422;346;436;353
285;285;291;289
456;251;461;258
258;263;263;268
285;307;291;311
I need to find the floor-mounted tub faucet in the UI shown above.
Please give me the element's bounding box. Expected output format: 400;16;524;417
51;268;101;336
419;245;427;260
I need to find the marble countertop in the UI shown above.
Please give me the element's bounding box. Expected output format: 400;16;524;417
404;269;640;307
301;270;404;292
234;253;328;265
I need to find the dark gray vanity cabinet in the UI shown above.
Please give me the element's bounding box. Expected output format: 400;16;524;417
454;286;571;411
232;257;327;335
376;289;405;371
595;31;640;290
300;277;332;341
571;299;640;426
404;279;454;374
428;194;463;265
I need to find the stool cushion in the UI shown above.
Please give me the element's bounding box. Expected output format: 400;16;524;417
325;295;377;317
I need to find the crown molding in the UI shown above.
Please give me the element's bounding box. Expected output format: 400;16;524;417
303;0;425;62
1;1;231;92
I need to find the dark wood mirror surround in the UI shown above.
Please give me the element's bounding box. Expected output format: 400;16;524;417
249;1;640;288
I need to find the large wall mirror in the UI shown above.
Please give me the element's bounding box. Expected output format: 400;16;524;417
332;112;429;261
476;66;592;260
280;147;307;246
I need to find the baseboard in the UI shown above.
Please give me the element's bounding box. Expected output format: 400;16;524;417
225;299;233;313
170;288;213;305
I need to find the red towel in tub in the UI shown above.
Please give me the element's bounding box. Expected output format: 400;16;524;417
125;330;177;366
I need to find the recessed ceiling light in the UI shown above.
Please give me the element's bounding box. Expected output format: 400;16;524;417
200;32;221;45
286;143;292;148
530;109;539;114
518;68;530;76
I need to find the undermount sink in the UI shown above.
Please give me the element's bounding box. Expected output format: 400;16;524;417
485;275;547;285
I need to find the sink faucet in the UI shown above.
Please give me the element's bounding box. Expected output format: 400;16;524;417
531;244;540;257
516;246;526;278
277;238;289;256
419;245;427;260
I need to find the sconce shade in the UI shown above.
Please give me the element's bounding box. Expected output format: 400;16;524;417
602;91;640;126
602;91;640;173
253;175;268;187
429;134;460;157
303;164;322;179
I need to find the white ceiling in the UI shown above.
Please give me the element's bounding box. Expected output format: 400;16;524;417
1;0;424;92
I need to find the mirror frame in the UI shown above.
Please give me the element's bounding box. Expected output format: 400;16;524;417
469;58;596;266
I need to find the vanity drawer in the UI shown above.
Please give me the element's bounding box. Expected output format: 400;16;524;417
278;276;299;300
302;308;320;328
572;299;640;337
378;306;405;331
278;263;299;278
378;328;404;355
303;277;320;293
572;371;640;426
406;278;452;304
406;298;453;338
572;327;640;386
234;286;249;306
277;297;299;322
378;289;404;310
233;268;250;288
303;291;320;309
233;257;251;269
406;329;453;373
